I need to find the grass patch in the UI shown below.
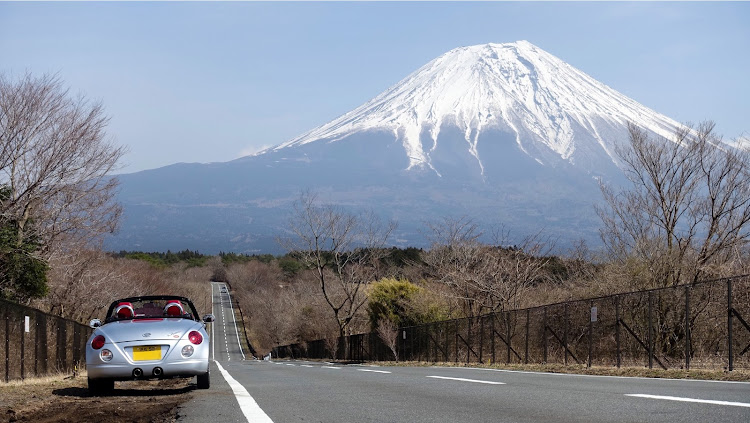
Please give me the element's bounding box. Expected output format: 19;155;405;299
0;371;82;388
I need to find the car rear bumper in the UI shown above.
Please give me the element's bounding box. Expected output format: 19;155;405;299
86;340;210;380
87;358;209;380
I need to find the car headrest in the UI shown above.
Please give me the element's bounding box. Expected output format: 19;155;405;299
164;300;184;317
115;302;134;319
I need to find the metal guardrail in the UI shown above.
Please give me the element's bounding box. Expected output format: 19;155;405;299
0;298;92;382
274;276;750;371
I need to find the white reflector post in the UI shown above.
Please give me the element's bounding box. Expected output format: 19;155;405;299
24;316;30;333
591;307;598;322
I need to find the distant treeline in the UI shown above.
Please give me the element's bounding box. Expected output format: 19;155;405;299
109;247;427;270
110;246;574;282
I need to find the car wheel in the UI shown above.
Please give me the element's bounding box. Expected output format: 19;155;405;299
197;369;210;389
88;377;114;396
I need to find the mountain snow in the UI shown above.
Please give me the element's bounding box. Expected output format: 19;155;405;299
728;136;750;152
269;41;681;174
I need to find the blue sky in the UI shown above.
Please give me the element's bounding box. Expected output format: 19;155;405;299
1;1;748;173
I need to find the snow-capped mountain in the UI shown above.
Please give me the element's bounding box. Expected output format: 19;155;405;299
108;41;687;254
269;41;681;178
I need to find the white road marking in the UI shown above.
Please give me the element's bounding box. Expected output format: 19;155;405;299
466;367;750;385
427;375;505;385
225;284;246;360
322;366;342;370
626;394;750;408
285;363;296;366
301;365;313;368
215;361;274;423
357;369;392;374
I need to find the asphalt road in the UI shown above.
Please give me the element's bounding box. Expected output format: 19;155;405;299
209;281;246;363
178;283;750;423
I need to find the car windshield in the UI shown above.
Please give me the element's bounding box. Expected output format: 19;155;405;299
106;297;197;322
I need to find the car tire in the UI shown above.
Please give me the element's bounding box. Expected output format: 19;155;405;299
197;369;210;389
88;377;114;396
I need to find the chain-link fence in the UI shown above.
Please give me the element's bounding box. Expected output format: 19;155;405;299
0;298;92;382
274;276;750;371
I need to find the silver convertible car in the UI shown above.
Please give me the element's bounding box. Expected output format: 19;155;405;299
86;295;214;395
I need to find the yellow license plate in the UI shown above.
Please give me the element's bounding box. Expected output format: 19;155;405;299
133;345;161;361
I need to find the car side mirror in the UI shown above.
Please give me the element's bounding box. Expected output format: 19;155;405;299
202;314;215;323
89;319;102;328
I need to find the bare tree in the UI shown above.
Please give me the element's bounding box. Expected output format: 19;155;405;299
0;73;125;300
424;217;552;317
376;317;399;361
597;121;750;287
0;73;125;249
40;250;147;321
476;229;554;312
422;216;484;317
281;192;396;347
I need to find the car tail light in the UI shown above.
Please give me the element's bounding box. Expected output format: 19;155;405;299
188;331;203;345
91;335;106;350
100;349;113;361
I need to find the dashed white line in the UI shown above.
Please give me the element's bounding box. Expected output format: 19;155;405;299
322;366;342;370
466;367;750;385
301;365;313;368
427;375;505;385
357;369;392;374
626;394;750;408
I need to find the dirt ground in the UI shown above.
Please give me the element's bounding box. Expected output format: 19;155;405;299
0;374;194;423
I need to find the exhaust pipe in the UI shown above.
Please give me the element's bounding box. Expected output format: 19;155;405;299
153;367;163;377
133;368;143;378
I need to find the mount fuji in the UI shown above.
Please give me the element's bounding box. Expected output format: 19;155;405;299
109;41;683;254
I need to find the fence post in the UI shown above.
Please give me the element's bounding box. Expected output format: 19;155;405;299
454;319;458;364
444;322;449;362
525;309;530;364
73;325;81;370
685;285;690;371
648;291;653;369
466;320;470;364
21;317;25;380
34;312;39;377
57;319;62;371
588;300;593;368
564;303;569;366
5;312;9;382
506;311;511;364
616;296;621;368
410;327;415;362
369;332;373;362
479;316;484;364
39;313;48;375
728;278;733;372
491;313;496;364
543;307;548;364
421;325;426;362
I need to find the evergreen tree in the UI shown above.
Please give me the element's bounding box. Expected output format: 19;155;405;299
0;186;49;301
